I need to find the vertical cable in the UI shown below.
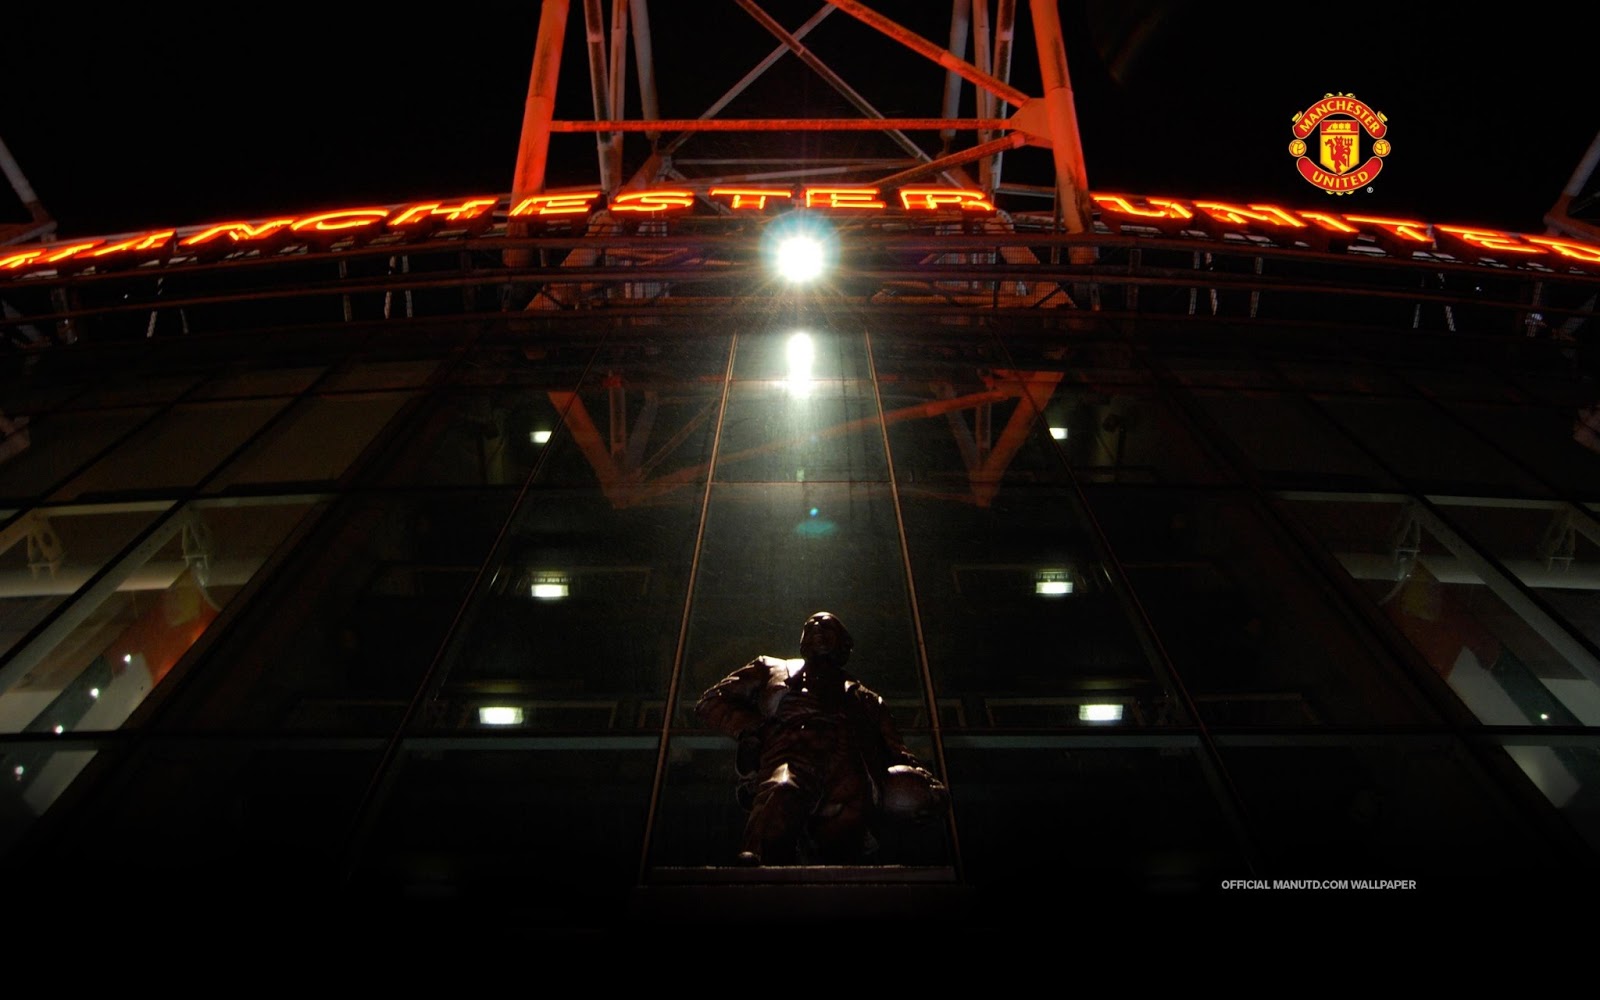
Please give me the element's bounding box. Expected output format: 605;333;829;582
862;326;963;881
635;328;740;883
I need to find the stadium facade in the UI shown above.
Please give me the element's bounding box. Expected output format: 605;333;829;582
3;1;1599;929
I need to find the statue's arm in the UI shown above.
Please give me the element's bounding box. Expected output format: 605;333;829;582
694;659;770;738
863;687;928;770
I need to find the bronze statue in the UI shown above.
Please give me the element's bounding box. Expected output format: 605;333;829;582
694;612;949;865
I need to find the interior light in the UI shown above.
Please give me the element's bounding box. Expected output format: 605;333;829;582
775;236;825;283
531;572;570;600
1540;713;1550;720
1079;704;1124;722
13;765;23;778
530;430;552;445
478;706;525;726
1050;426;1069;440
1035;569;1073;596
122;654;132;664
786;332;814;397
53;725;64;734
89;687;100;699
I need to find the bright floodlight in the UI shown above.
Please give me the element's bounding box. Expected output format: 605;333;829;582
775;235;826;282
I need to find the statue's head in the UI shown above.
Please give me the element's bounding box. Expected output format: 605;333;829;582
799;611;853;667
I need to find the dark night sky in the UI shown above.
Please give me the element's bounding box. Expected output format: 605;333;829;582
3;1;1595;239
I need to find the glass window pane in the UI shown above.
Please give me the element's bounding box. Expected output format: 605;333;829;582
0;505;166;676
159;492;513;733
1192;390;1398;491
1315;395;1548;497
1287;496;1599;730
208;392;413;489
715;381;888;484
191;366;325;400
427;486;703;732
54;399;288;501
0;499;317;735
0;408;157;503
901;488;1175;728
1089;488;1437;726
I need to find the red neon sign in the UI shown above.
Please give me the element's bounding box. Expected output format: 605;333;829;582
5;186;1600;281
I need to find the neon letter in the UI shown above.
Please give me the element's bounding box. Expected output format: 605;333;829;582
899;188;995;212
610;189;696;213
509;191;602;217
1435;226;1542;255
1525;236;1600;264
180;219;295;247
388;198;499;227
1343;215;1432;243
86;231;175;258
804;187;884;210
1194;201;1306;230
708;187;793;211
290;209;390;234
1295;211;1359;235
0;248;46;271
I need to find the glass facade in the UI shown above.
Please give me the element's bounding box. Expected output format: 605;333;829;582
4;261;1600;929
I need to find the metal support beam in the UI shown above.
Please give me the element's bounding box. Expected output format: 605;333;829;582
1028;0;1092;236
985;0;1017;193
583;0;619;192
555;117;1008;132
940;0;971;153
658;4;835;158
606;0;630;187
733;0;970;188
629;0;660;141
823;0;1029;108
508;0;572;269
871;132;1025;188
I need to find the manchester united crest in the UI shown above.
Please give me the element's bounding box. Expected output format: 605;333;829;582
1289;93;1391;195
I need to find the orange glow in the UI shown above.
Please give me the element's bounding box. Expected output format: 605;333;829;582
1195;201;1306;229
509;191;602;217
41;242;102;263
388;198;499;227
180;219;295;247
899;188;995;212
1435;226;1543;255
708;187;794;210
1525;237;1600;264
1092;194;1194;221
1295;211;1359;235
290;208;390;233
1147;198;1194;221
0;248;46;270
87;231;175;257
1343;215;1432;242
1093;194;1170;219
804;186;885;210
610;189;697;213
